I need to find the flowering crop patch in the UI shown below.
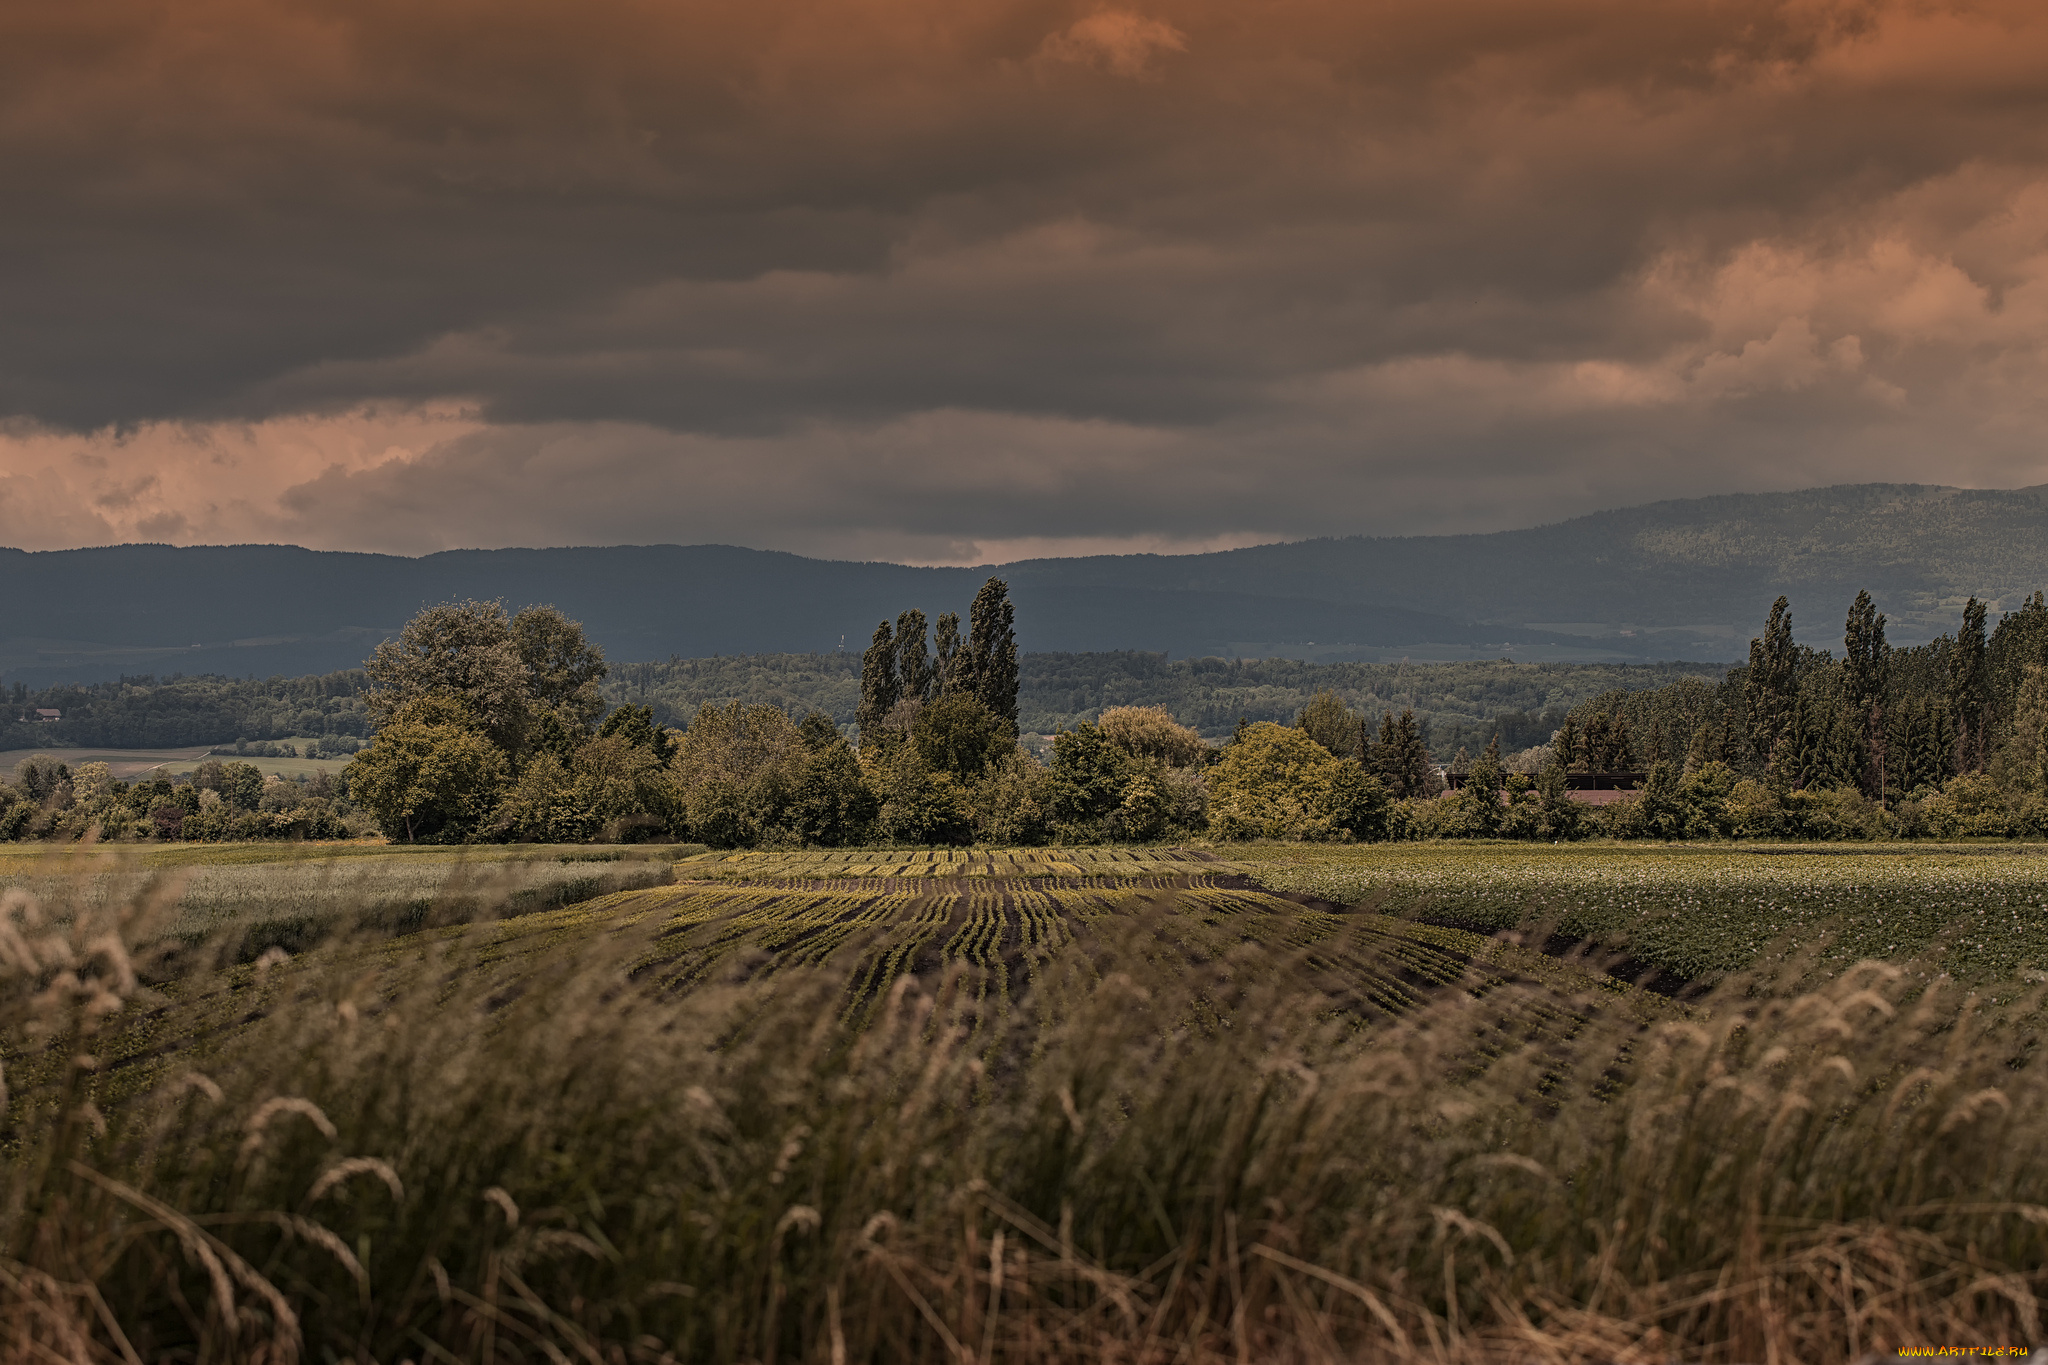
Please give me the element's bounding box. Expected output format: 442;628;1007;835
682;846;1243;882
1234;843;2048;990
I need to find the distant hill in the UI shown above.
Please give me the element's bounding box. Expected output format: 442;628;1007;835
4;483;2044;686
1066;482;2048;654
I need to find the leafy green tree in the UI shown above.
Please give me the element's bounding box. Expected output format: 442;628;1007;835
597;703;676;764
1746;596;1797;773
512;604;609;732
790;739;879;846
968;753;1055;846
873;747;973;845
911;691;1011;783
933;612;962;692
1534;755;1583;840
1323;764;1390;840
13;755;70;805
492;754;592;843
365;600;531;752
1208;722;1348;841
1676;760;1739;838
1997;663;2048;793
684;778;756;849
674;701;808;847
1633;760;1683;839
798;711;842;752
1046;723;1133;836
196;759;265;812
1098;706;1206;768
1462;734;1503;835
525;707;581;765
345;699;507;843
1579;710;1635;770
856;621;899;751
1886;694;1954;797
1552;714;1583;771
1105;774;1171;842
569;734;678;841
1374;709;1430;798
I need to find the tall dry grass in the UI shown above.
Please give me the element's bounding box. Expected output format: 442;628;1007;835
1;871;2044;1363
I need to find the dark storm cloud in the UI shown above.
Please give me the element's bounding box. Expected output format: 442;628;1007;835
2;0;2047;559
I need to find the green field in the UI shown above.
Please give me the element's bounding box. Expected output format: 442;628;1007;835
6;841;2047;1362
1235;841;2048;991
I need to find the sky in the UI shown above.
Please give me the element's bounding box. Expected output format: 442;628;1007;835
2;0;2046;565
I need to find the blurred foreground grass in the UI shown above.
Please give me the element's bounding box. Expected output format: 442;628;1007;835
4;846;2046;1362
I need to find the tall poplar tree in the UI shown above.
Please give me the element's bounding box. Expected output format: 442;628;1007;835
895;609;934;706
1745;596;1797;773
962;577;1019;738
1950;597;1989;772
933;612;962;694
1465;733;1503;834
1843;589;1890;799
857;621;899;750
1375;708;1430;798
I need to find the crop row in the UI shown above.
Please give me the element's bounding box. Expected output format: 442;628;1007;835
54;869;1658;1117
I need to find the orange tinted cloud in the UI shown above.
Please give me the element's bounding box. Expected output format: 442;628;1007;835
2;0;2046;555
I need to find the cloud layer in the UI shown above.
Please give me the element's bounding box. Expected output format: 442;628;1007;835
3;0;2047;561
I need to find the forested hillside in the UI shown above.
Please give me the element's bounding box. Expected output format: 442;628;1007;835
2;672;372;750
6;655;1715;760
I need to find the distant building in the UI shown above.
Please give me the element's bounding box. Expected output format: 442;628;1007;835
33;708;60;723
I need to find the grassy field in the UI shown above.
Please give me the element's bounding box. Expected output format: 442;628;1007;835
5;841;2047;1362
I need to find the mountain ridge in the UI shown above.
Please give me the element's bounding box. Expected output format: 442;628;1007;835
7;482;2047;686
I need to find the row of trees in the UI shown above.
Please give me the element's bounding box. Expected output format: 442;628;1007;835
593;650;1707;749
1;671;372;750
0;756;358;843
856;579;1020;747
23;586;2048;847
1523;593;2048;826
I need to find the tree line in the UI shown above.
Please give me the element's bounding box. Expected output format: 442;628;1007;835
20;584;2048;846
1453;589;2048;839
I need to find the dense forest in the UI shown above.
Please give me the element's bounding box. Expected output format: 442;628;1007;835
1;672;373;750
588;652;1714;754
6;654;1710;759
